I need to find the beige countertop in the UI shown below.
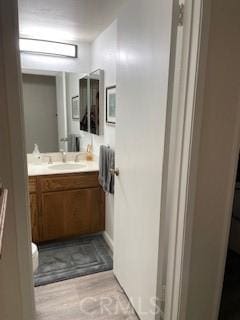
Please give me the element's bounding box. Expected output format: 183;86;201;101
27;152;99;176
28;160;99;176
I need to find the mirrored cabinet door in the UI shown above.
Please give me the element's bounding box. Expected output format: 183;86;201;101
90;75;99;134
79;69;104;136
79;76;89;132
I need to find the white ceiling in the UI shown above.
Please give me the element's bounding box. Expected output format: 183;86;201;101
18;0;128;43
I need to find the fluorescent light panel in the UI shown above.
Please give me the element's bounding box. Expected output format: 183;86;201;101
19;38;77;58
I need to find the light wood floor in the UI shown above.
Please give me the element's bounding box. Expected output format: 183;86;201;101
35;271;139;320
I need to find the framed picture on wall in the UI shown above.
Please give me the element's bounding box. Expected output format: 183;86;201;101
106;85;116;124
72;95;80;120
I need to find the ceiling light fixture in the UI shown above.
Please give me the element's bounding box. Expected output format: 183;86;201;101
19;38;78;58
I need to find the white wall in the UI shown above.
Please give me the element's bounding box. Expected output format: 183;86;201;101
21;42;91;74
66;21;117;248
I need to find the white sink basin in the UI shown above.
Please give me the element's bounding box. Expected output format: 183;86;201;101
48;163;86;171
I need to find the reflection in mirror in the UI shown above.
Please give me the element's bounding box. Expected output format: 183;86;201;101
90;74;99;134
22;73;58;153
90;69;104;135
79;75;89;132
79;69;104;136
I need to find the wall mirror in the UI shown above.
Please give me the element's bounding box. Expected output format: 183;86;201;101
21;69;104;154
22;72;59;153
79;69;104;136
22;71;84;153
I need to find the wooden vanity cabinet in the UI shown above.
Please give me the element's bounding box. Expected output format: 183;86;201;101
28;177;40;242
28;172;105;243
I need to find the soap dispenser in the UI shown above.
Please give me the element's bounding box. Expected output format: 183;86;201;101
86;135;94;161
86;144;94;161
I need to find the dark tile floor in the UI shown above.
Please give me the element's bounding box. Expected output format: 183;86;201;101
219;250;240;319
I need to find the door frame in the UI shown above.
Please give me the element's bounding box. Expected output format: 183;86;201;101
0;0;223;320
164;0;240;319
0;0;35;319
162;0;211;319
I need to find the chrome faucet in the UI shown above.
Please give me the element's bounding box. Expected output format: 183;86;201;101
60;149;67;163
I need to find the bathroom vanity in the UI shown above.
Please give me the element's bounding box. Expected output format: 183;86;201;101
28;157;105;243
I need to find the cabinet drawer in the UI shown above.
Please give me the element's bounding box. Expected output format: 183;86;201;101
40;172;100;192
28;177;37;193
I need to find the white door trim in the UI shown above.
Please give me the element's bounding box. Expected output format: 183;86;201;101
164;0;240;319
162;0;212;319
0;0;35;319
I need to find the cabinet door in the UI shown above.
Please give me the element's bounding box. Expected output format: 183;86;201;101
90;187;105;233
64;188;92;236
29;193;39;242
65;187;105;235
41;187;105;241
41;191;65;241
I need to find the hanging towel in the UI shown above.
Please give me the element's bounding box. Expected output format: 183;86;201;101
99;145;108;192
99;145;115;194
107;148;115;194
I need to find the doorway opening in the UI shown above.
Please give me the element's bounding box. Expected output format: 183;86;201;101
2;0;197;318
19;1;126;319
219;155;240;319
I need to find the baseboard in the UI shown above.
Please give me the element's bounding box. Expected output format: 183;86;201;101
102;231;114;253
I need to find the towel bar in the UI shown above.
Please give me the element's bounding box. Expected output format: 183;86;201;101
0;188;8;259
